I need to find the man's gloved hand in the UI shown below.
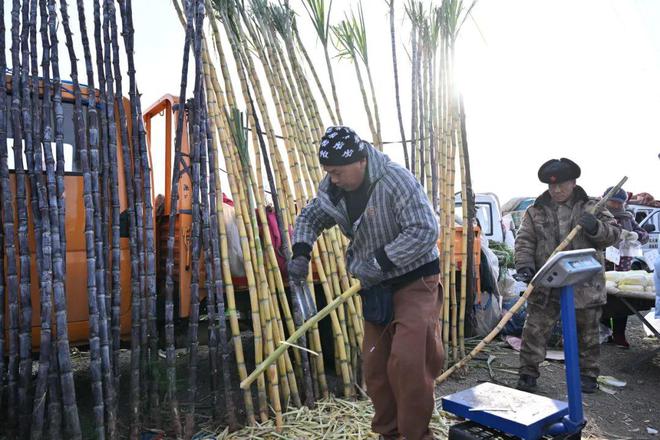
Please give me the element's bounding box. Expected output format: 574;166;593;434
516;267;535;283
578;212;599;235
287;256;310;283
352;257;383;288
621;230;638;242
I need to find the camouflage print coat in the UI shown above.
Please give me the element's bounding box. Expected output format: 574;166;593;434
515;186;621;309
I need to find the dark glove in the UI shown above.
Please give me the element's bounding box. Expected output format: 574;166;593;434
352;258;383;288
515;267;535;283
287;256;310;283
578;212;599;235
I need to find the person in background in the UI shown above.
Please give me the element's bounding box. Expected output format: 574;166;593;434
515;158;621;394
601;187;649;348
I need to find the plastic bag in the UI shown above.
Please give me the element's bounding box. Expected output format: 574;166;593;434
618;272;648;287
223;204;246;277
474;291;502;337
620;240;643;258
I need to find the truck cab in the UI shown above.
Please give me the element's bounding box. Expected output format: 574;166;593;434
455;192;506;244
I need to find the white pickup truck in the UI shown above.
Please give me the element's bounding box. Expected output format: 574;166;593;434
455;192;510;244
627;204;659;270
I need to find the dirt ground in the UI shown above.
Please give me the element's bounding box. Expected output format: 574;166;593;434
5;315;657;439
439;316;660;440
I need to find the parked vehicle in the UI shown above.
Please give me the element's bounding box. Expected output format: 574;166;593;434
634;207;660;271
501;196;535;230
455;192;506;244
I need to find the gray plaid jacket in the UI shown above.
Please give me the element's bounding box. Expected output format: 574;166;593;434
292;144;439;288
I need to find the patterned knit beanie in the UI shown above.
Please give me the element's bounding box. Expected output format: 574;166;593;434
318;126;368;166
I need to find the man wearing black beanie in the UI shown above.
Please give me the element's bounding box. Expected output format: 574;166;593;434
289;126;443;440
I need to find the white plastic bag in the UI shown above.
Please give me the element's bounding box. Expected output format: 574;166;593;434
620;240;643;258
223;204;246;277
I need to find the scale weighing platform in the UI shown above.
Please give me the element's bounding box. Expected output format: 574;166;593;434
442;249;603;440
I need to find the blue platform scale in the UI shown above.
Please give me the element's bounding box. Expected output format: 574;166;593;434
442;249;604;440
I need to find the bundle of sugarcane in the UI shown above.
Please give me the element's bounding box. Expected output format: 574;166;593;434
165;0;478;435
403;0;476;366
0;0;158;438
157;0;367;433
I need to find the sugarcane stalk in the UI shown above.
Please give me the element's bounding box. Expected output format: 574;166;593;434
409;11;418;175
429;9;439;212
76;0;111;409
47;341;63;440
30;3;54;436
311;246;354;396
183;6;214;431
100;0;125;426
387;0;408;168
184;21;206;431
457;93;474;358
47;0;82;435
92;0;111;330
0;188;4;424
417;23;426;186
117;2;159;421
196;81;223;422
0;4;8;414
437;177;628;382
60;0;107;437
165;1;196;437
232;12;307;383
0;4;19;434
49;5;66;266
24;1;45;426
99;0;130;436
284;20;326;142
14;1;34;435
424;25;435;200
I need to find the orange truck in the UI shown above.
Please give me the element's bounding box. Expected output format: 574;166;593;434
3;83;480;348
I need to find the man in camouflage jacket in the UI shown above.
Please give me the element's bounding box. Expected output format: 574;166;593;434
514;158;621;393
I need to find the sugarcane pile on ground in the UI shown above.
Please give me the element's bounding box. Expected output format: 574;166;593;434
0;0;157;438
200;396;450;439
